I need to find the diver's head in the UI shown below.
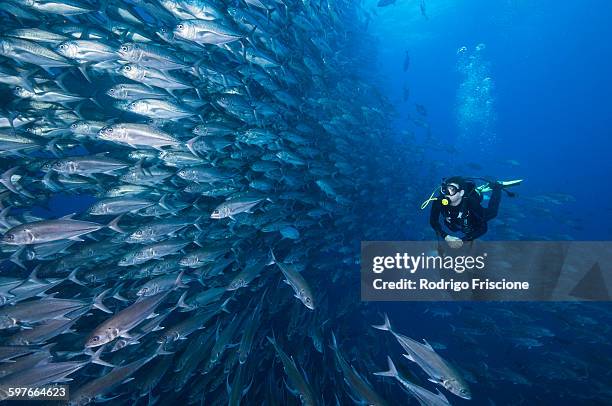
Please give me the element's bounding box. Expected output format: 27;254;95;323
441;176;465;206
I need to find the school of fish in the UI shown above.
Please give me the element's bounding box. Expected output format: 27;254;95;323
0;0;610;405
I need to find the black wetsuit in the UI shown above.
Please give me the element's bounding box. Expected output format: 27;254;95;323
429;186;502;241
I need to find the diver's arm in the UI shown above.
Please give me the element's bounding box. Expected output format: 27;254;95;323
429;202;448;238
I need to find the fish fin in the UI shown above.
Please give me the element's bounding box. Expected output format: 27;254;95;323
68;236;84;241
154;343;173;356
158;194;170;210
54;70;71;92
93;288;113;313
185;135;201;156
422;338;434;351
220;296;233;314
59;212;77;220
68;268;87;286
77;62;93;83
112;289;128;302
373;356;398;378
9;248;26;270
371;313;392;332
226;370;232;394
18;68;37;93
107;214;125;233
177;291;189;309
403;353;415;362
90;346;115;367
435;388;448;399
242;375;254;396
283;378;300;397
0;166;21;195
329;330;338;351
27;265;45;284
173;270;189;289
0;205;13;228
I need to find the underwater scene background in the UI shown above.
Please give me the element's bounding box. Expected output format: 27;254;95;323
0;0;610;405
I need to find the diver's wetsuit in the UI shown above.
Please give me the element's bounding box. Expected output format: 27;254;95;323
429;186;502;241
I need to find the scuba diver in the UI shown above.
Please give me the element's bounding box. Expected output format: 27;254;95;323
422;177;522;248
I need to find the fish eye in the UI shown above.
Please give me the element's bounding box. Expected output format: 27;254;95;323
71;123;77;128
121;45;128;51
178;24;184;30
108;128;113;132
60;44;66;49
90;336;100;342
124;65;131;71
109;88;115;93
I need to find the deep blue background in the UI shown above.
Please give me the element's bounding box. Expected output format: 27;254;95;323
368;0;612;240
368;2;612;403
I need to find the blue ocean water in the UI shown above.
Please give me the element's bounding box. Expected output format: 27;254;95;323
371;1;612;404
369;0;612;241
0;0;610;405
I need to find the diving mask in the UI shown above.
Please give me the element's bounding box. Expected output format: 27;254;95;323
440;182;460;196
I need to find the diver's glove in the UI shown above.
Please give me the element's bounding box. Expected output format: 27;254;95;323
445;235;464;249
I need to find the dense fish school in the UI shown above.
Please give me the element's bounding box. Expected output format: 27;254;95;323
0;0;412;404
0;0;610;405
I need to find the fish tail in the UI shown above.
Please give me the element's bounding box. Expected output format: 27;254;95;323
185;135;200;156
174;270;189;289
89;346;115;367
330;331;338;350
27;264;44;284
176;291;190;310
107;214;125;233
92;287;113;314
266;330;277;347
67;268;86;287
373;356;398;378
371;313;392;332
267;248;277;266
9;247;26;270
0;204;13;229
0;166;21;195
